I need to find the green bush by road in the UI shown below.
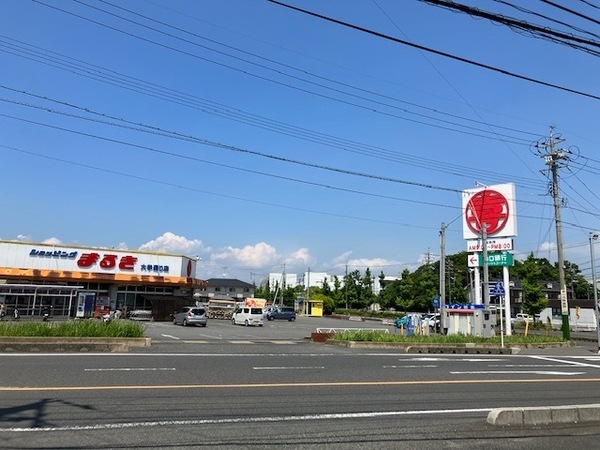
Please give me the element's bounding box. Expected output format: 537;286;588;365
331;330;566;344
0;320;145;338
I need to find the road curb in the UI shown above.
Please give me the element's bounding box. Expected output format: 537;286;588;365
487;404;600;426
321;339;572;354
0;337;151;352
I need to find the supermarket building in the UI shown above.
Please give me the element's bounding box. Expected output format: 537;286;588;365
0;240;206;320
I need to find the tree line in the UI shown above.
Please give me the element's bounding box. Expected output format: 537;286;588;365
254;252;595;317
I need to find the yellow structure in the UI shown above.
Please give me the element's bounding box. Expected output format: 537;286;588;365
303;299;323;317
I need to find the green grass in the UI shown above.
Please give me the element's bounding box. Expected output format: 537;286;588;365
331;330;566;344
0;320;145;338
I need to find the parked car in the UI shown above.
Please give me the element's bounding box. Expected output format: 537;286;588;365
511;313;532;325
232;307;264;327
172;306;207;327
262;305;277;318
266;306;296;321
422;313;441;331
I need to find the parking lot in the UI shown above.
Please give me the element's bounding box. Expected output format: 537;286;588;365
141;314;394;345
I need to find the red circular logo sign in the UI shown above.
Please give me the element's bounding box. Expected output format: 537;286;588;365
465;189;510;235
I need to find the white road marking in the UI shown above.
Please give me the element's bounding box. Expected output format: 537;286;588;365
406;357;503;362
0;407;493;432
488;364;568;368
450;370;585;376
84;368;176;372
384;365;438;369
253;366;325;370
528;355;600;369
160;334;180;340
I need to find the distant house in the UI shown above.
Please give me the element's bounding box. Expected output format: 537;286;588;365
195;278;255;303
485;279;596;329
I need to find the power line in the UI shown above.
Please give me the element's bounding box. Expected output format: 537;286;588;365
22;0;548;143
2;102;597;225
0;83;546;189
419;0;600;56
268;0;600;101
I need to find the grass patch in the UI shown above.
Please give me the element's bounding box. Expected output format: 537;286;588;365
0;320;145;338
330;330;565;344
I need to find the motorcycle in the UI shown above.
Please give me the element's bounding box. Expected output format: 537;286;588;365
42;307;50;321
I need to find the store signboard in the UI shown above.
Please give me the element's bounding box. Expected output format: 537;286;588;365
462;183;517;240
0;241;194;277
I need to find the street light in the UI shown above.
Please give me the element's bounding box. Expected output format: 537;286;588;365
589;231;600;354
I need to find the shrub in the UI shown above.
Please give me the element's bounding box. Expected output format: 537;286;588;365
0;320;145;338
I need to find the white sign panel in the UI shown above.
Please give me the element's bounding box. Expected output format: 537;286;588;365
462;183;517;240
0;241;195;278
467;238;514;252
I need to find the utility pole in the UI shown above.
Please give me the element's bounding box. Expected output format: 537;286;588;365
535;126;571;340
345;264;348;310
439;222;446;333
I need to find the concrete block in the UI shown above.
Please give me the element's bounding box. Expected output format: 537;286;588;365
577;404;600;422
487;408;523;426
523;408;552;425
550;406;579;424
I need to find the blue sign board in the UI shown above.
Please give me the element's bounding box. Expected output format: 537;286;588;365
447;303;485;310
490;281;506;297
432;296;440;308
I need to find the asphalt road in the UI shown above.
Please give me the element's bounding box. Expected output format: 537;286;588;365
1;316;600;449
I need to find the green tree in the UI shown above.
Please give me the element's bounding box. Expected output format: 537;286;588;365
311;292;335;315
519;253;549;319
332;275;345;309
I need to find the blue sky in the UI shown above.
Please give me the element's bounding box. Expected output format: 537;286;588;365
1;0;599;283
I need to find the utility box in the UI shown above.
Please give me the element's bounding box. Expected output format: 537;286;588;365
444;304;496;337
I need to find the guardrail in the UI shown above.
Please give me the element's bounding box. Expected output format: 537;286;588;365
315;328;389;334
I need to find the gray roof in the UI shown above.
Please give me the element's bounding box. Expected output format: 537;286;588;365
205;278;254;289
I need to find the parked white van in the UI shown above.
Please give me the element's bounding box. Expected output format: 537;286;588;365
232;307;264;327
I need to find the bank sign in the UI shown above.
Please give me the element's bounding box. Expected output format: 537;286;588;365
0;241;193;277
462;183;517;240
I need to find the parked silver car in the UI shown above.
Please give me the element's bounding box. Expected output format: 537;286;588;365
172;306;207;327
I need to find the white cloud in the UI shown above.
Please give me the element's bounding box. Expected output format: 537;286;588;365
210;242;278;267
288;247;311;266
139;232;204;256
17;234;31;241
330;251;353;269
42;237;62;245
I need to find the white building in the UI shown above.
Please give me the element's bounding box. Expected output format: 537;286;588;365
268;273;298;289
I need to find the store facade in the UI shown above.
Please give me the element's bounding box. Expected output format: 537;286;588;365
0;240;206;320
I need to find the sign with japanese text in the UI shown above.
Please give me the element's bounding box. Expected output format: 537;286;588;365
466;237;513;252
468;252;514;267
0;240;195;278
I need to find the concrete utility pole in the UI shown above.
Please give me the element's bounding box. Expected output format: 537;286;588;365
535;127;570;340
439;222;446;332
589;232;600;353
